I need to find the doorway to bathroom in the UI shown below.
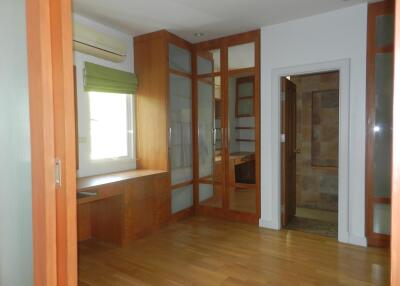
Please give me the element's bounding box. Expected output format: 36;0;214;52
281;71;339;238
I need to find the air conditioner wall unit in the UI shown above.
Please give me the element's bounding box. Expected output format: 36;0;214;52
73;22;128;63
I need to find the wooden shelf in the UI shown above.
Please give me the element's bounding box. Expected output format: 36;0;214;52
235;127;255;130
236;139;255;142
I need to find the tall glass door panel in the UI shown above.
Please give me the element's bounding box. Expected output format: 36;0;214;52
169;73;193;185
198;76;223;208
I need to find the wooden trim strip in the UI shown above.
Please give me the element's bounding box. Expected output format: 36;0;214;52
26;0;58;284
169;69;192;78
197;72;222;78
228;67;255;76
171;180;194;190
170;206;195;222
373;197;391;204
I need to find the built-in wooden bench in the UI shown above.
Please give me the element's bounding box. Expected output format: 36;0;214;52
77;170;170;245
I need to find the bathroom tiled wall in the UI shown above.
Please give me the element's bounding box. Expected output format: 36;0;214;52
291;72;339;212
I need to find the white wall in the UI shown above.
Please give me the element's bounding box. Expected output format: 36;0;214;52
260;4;368;246
74;14;136;177
0;0;33;284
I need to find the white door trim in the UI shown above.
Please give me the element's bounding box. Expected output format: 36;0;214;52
263;59;353;244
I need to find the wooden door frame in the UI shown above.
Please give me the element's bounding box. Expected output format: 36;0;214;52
269;60;354;244
27;0;77;285
391;0;400;283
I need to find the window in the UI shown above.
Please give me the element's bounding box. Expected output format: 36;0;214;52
77;90;136;177
89;92;133;160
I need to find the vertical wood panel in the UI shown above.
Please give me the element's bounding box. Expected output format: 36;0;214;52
49;0;78;284
26;0;58;284
134;32;169;170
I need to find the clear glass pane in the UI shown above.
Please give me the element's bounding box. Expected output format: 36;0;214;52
373;203;391;235
373;53;393;197
376;15;394;49
169;44;191;73
197;49;221;75
89;92;130;160
169;74;193;185
0;0;33;284
228;74;256;213
171;185;193;214
228;42;255;70
197;76;223;208
229;187;257;214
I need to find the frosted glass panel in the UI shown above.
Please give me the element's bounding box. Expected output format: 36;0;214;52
171;185;193;214
199;184;223;208
228;42;255;70
237;99;254;116
197;49;221;75
238;82;254;98
199;184;214;202
169;74;193;185
376;15;394;49
0;0;33;285
169;44;191;73
373;204;391;235
373;53;393;197
197;79;214;179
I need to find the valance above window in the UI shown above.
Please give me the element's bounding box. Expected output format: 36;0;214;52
84;62;138;94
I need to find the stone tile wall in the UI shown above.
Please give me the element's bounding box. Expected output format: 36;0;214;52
291;72;339;212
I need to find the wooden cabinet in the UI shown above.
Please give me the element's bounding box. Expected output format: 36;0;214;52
77;171;170;245
134;30;260;225
134;31;195;219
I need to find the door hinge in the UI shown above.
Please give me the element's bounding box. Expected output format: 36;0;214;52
55;158;62;189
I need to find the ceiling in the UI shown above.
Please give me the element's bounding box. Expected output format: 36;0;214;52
73;0;379;43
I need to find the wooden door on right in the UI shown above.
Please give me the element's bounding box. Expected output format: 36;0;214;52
281;78;297;226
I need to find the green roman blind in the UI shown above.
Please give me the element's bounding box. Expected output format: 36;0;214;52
84;62;138;94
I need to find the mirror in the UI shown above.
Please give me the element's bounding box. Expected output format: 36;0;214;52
227;73;256;213
197;76;223;208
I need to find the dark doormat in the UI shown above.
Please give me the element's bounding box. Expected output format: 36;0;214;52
286;216;338;238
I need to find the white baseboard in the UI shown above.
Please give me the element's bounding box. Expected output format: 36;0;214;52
348;234;367;247
259;219;280;230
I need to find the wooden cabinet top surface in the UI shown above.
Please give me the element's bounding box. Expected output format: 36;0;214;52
77;169;168;191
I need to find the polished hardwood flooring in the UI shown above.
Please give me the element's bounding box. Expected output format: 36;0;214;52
78;216;389;286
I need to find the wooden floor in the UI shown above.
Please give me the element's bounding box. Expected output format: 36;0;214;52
78;216;389;286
